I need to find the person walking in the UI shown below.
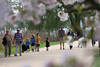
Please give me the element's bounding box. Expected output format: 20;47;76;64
67;29;74;50
3;31;12;57
30;34;35;52
91;27;96;47
14;29;23;56
36;33;40;52
58;27;65;50
67;29;74;38
46;37;50;51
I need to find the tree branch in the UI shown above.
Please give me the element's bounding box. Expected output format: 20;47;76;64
64;0;100;13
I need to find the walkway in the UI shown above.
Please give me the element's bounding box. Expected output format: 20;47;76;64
0;41;98;67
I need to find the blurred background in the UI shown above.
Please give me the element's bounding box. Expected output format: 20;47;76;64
0;0;100;67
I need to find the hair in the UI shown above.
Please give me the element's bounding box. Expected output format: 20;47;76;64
69;29;72;31
6;30;9;32
46;37;49;40
36;33;39;36
32;34;35;38
6;30;9;35
26;38;29;41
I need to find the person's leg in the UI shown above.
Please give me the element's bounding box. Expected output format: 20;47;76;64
98;41;100;54
78;43;80;48
4;45;7;57
19;43;22;56
70;45;73;50
33;45;35;52
46;47;47;51
32;46;34;52
46;47;48;51
27;46;30;51
47;47;48;51
37;44;40;52
37;47;40;52
63;43;64;50
92;40;95;47
35;44;37;52
59;38;62;50
31;44;34;52
60;42;62;50
15;43;18;56
8;41;11;56
37;47;39;52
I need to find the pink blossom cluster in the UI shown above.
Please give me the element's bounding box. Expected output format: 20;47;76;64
62;0;84;5
58;11;69;21
0;0;94;26
0;0;11;27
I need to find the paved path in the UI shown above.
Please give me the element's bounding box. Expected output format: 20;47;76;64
0;41;98;67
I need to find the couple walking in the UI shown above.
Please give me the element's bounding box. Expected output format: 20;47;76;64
3;29;23;57
58;27;74;50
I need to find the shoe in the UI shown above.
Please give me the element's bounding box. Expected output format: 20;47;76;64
20;54;21;56
46;49;48;51
32;49;34;52
63;48;65;50
37;50;39;52
9;54;11;57
60;47;62;50
5;56;7;57
14;54;17;56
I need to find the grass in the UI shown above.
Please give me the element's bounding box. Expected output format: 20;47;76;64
0;41;60;55
40;41;59;48
92;54;100;67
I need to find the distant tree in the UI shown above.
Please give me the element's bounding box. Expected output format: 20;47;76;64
4;23;14;30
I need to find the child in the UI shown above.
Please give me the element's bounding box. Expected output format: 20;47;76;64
46;37;50;51
36;33;40;52
26;39;30;51
30;34;35;52
69;43;73;50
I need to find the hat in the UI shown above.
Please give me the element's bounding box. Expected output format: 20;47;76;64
17;29;20;31
6;30;9;32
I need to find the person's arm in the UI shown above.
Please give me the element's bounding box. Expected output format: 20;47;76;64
72;32;74;37
67;32;69;35
58;31;60;39
14;33;16;41
64;30;66;36
39;37;40;41
21;33;23;42
13;34;16;44
34;38;35;44
10;35;13;45
30;38;32;44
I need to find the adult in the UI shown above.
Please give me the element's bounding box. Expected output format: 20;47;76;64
67;29;74;38
3;31;12;57
14;29;23;56
91;27;96;47
67;29;74;50
58;27;65;50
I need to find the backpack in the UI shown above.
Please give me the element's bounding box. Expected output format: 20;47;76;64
2;37;7;46
22;43;27;52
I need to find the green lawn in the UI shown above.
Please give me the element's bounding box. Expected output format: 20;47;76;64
0;41;60;55
40;41;59;48
92;54;100;67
